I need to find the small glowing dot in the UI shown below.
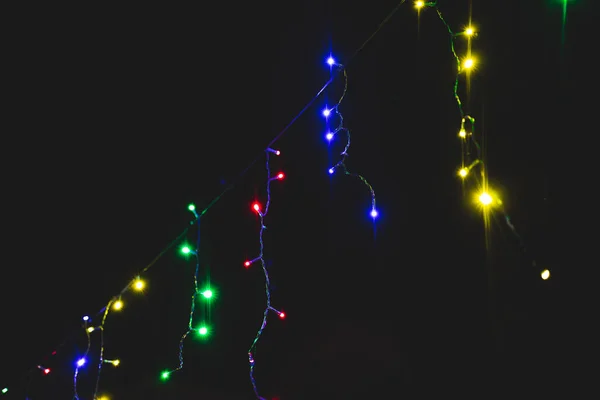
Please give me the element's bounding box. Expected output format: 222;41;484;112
479;192;492;206
113;300;123;311
463;58;474;69
188;203;195;211
181;246;192;254
97;396;110;400
275;150;280;155
82;315;89;321
198;326;208;335
328;168;334;174
541;269;550;280
326;56;335;66
112;359;120;366
415;0;424;8
459;129;467;138
458;168;468;178
201;289;212;299
277;173;284;180
322;108;331;117
244;260;251;267
133;278;145;291
370;209;378;218
76;358;86;367
160;371;170;380
87;327;94;333
253;203;261;212
43;368;50;374
465;27;474;36
279;312;286;319
1;388;7;394
325;132;333;140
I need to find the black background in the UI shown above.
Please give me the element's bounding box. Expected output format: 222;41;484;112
1;0;592;398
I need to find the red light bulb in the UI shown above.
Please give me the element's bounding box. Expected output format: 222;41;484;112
277;173;284;180
279;312;285;319
244;261;251;268
252;202;261;212
44;368;50;374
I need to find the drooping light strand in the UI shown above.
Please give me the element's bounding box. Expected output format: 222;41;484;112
162;204;212;382
323;60;378;220
422;3;547;279
246;150;286;400
73;317;93;400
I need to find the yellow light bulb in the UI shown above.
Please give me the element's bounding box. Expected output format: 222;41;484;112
479;192;492;206
463;58;474;69
541;269;550;280
97;396;110;400
133;278;145;291
112;359;120;366
458;128;467;138
113;300;123;311
458;168;468;178
87;327;94;333
415;1;424;8
465;27;474;36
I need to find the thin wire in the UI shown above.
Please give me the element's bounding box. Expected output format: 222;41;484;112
328;66;377;215
92;298;114;398
248;151;283;400
72;323;92;400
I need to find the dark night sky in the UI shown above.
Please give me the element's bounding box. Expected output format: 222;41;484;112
1;1;592;398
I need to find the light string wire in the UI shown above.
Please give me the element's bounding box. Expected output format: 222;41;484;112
162;210;205;380
325;64;377;219
420;1;545;278
246;151;285;400
72;321;92;400
6;1;409;396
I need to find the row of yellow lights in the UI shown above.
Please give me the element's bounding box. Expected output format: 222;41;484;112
415;1;550;281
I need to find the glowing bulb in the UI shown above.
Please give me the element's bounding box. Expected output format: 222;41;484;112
160;371;170;380
76;358;86;367
113;300;123;311
188;204;195;211
112;359;120;366
458;168;468;178
463;58;474;69
1;388;7;394
277;172;284;180
370;208;378;218
278;311;286;319
325;132;333;141
479;192;492;206
415;0;424;8
43;368;50;374
97;396;110;400
267;148;281;155
328;168;334;174
201;289;212;299
133;278;145;291
198;326;208;335
244;260;251;268
87;327;95;333
252;202;261;212
82;315;89;321
326;56;335;66
181;246;191;254
458;128;467;138
322;107;331;117
541;269;550;280
275;150;280;155
465;27;474;36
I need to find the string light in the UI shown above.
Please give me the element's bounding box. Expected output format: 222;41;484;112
423;3;547;280
322;57;378;220
161;203;213;380
246;150;286;399
10;2;410;396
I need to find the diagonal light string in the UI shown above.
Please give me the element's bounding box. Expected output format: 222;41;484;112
327;66;377;217
92;298;114;398
17;1;409;395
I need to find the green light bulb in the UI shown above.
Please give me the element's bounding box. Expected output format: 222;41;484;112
160;371;170;380
188;204;195;211
181;246;191;254
198;326;208;335
2;388;8;394
201;289;212;299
